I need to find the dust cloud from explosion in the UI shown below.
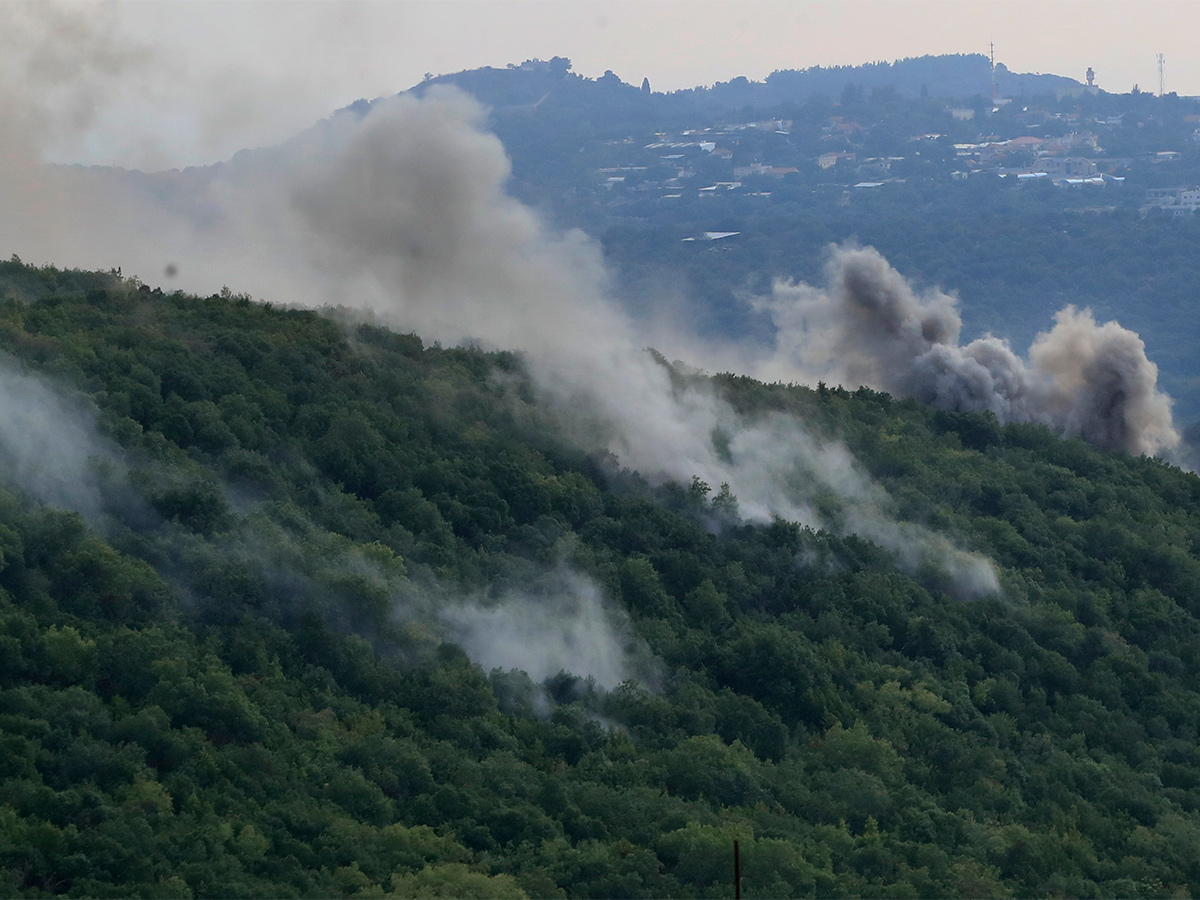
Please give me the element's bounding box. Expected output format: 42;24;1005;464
757;245;1179;458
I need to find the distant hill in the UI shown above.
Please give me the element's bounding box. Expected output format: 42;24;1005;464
692;54;1084;107
416;53;1084;113
410;57;703;139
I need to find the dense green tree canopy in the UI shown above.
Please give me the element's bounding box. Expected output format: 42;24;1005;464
2;259;1200;897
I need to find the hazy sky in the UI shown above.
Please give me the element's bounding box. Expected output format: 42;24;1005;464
14;0;1200;169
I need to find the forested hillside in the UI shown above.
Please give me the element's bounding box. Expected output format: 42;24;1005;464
3;259;1200;897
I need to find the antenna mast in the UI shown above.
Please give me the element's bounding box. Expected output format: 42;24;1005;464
1157;52;1165;96
990;42;997;102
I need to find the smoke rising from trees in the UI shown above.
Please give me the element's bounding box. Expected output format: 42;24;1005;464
439;571;660;692
0;75;997;600
0;359;119;521
759;245;1179;457
5;15;1174;604
282;90;999;597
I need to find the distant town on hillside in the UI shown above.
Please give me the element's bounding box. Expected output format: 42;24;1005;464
400;53;1200;222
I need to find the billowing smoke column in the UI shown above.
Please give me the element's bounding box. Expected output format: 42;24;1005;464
283;90;999;598
0;26;1002;604
760;245;1179;457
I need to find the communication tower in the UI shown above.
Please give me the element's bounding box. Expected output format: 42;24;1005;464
1158;53;1165;96
990;42;997;102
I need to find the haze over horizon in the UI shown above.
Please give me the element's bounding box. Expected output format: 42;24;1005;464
5;1;1199;171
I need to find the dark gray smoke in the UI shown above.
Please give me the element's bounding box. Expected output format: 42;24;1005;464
760;245;1179;457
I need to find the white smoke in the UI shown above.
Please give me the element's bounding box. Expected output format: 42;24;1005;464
0;2;146;158
277;90;998;597
0;75;999;597
0;7;1009;603
0;358;121;521
758;245;1179;457
438;570;657;690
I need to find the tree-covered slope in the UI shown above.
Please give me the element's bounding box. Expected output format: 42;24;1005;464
3;260;1200;897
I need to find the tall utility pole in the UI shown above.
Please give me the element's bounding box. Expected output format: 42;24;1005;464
1158;53;1166;96
990;42;997;102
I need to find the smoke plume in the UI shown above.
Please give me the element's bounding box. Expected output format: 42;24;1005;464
758;245;1179;457
0;75;1000;597
0;14;1005;601
438;570;659;691
0;357;122;521
278;90;998;597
